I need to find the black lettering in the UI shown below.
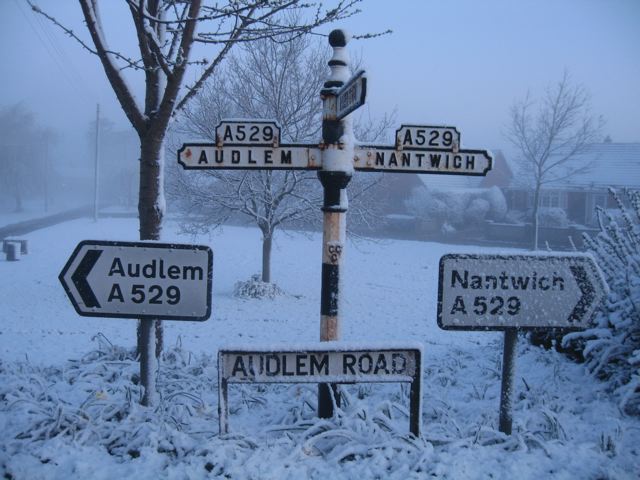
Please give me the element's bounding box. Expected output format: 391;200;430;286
107;283;124;302
451;269;468;288
358;353;373;374
296;354;308;375
231;356;248;377
416;153;424;167
215;150;224;164
232;150;241;164
539;277;550;290
223;125;233;141
553;274;565;290
108;258;125;276
280;150;292;165
374;354;390;374
167;265;180;280
499;272;509;289
265;150;273;164
311;354;329;375
451;296;467;314
282;355;294;376
485;275;498;289
183;266;203;281
265;354;280;376
343;354;356;375
392;353;407;374
466;155;475;170
127;263;140;277
511;276;530;290
470;275;482;289
376;152;385;166
403;129;413;146
402;153;410;167
198;150;208;164
389;153;398;167
453;155;462;168
142;260;156;279
430;153;441;167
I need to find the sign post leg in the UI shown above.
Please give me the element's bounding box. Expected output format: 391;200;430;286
499;328;518;435
317;29;353;419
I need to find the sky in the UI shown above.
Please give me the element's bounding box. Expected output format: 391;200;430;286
0;0;638;167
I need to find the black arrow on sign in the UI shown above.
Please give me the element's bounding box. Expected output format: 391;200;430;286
568;265;595;323
71;249;102;308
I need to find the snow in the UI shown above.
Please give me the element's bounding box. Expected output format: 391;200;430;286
1;218;639;478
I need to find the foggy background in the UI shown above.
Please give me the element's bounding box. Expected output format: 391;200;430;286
0;0;638;217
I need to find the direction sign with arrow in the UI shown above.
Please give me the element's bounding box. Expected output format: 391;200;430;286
59;240;213;321
437;253;607;330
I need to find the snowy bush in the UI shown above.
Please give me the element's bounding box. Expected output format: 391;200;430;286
234;274;285;299
563;189;640;415
483;186;508;221
405;186;507;233
537;207;569;227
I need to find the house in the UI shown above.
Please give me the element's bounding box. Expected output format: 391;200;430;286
503;143;640;226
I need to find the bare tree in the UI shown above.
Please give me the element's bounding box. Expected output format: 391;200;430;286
31;0;366;406
506;72;603;250
171;32;393;283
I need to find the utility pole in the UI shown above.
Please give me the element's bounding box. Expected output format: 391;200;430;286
93;104;100;222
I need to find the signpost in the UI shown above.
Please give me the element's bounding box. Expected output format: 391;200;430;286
59;240;213;321
218;343;422;436
437;253;607;434
176;29;495;425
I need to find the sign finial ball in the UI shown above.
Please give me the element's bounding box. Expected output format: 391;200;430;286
328;29;348;47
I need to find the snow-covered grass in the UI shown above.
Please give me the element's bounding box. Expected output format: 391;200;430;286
0;218;638;478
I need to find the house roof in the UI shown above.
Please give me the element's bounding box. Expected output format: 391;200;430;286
507;143;640;190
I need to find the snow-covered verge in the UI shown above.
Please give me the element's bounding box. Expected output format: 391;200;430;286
1;218;638;478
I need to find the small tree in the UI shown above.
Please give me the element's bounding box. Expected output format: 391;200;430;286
506;72;603;250
171;32;392;283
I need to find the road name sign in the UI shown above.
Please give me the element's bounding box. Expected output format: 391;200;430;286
59;240;213;321
354;146;492;175
218;343;422;435
336;70;367;120
437;253;607;331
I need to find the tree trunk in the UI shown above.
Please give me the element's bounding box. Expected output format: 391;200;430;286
136;133;165;406
262;233;272;283
532;184;541;251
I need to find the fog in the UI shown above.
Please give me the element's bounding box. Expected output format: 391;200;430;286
0;0;638;216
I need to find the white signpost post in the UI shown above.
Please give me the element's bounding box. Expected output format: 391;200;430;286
218;343;422;436
437;253;607;434
59;240;213;321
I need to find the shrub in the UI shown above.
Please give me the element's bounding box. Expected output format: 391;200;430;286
563;189;640;415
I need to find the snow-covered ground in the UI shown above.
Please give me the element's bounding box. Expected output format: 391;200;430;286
1;218;638;479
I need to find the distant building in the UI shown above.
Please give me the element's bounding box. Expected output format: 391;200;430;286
504;143;640;226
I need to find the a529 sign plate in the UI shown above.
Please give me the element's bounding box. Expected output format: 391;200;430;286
437;253;607;331
59;240;212;321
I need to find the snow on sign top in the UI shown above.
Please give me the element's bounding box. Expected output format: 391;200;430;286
437;253;607;331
